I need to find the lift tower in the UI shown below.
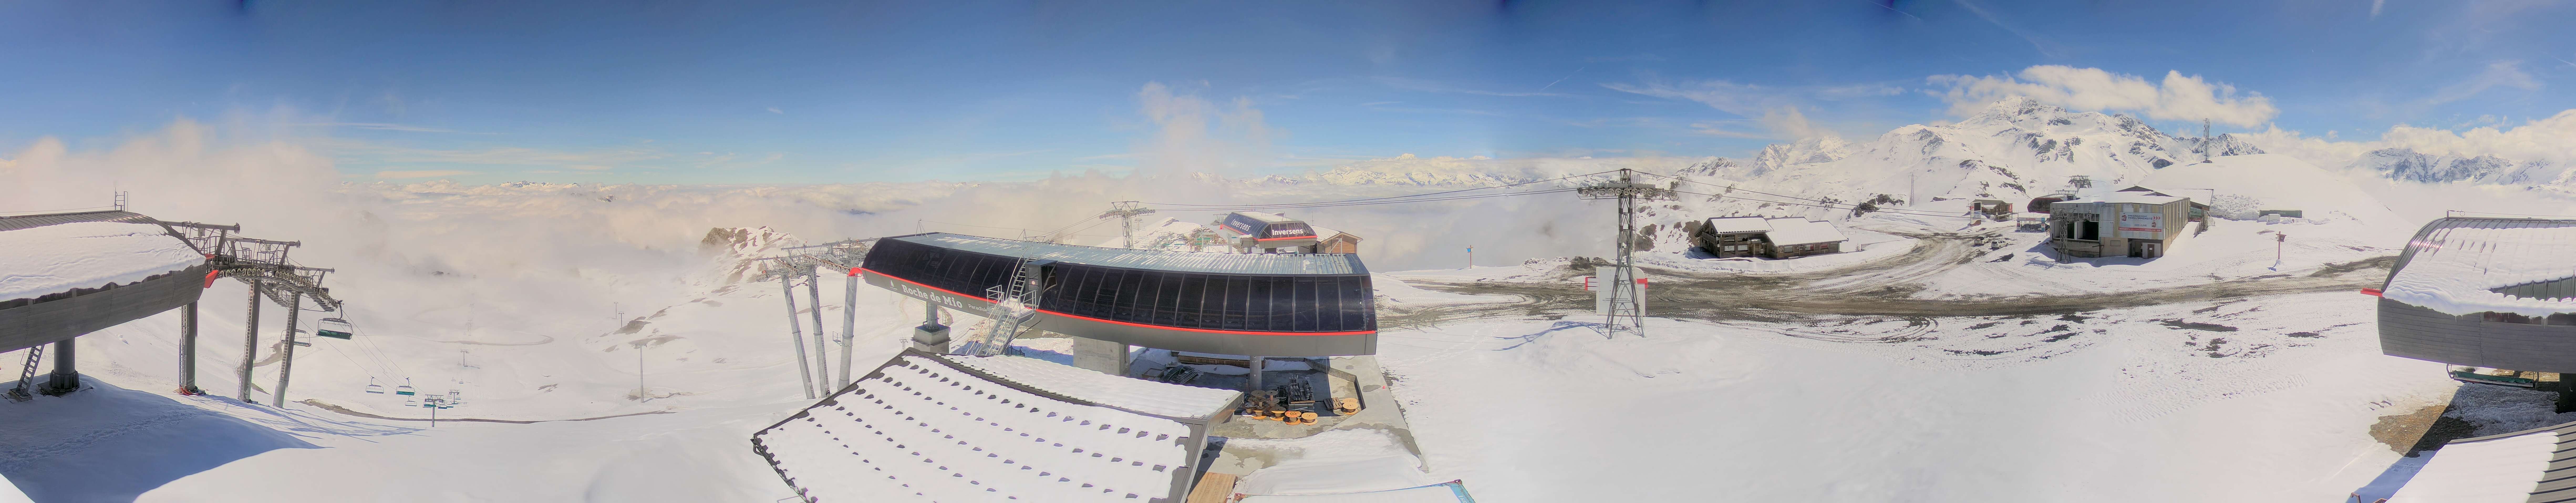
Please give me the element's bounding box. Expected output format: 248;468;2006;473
1102;201;1157;249
1577;169;1674;337
166;222;345;404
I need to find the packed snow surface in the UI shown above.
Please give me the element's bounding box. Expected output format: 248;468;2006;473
943;354;1240;419
0;221;202;301
2388;429;2555;503
2383;220;2576;316
755;354;1202;502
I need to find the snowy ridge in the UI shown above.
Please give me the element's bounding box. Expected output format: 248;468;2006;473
938;354;1240;420
755;354;1200;502
2353;148;2565;187
0;221;204;302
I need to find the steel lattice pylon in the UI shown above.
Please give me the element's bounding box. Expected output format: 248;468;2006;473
1576;169;1674;337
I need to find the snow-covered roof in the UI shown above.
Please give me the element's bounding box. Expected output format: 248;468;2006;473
2384;217;2576;316
2062;192;2188;205
892;233;1364;275
1237;481;1478;503
1703;217;1771;234
1307;225;1357;241
1237;211;1301;224
754;352;1223;502
940;354;1241;420
1763;218;1847;246
2388;420;2572;503
0;215;204;302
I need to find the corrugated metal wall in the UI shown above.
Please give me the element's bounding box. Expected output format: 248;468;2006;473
2380;298;2576;373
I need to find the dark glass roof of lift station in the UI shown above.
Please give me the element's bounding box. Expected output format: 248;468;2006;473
857;233;1378;356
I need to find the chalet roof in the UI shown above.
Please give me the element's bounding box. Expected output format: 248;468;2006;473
1307;225;1359;242
1703;216;1772;234
1763;218;1848;246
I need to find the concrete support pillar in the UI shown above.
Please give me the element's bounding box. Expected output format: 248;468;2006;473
239;286;261;402
838;271;858;390
178;301;200;395
38;339;76;396
910;302;950;354
1070;336;1129;376
1247;356;1265;393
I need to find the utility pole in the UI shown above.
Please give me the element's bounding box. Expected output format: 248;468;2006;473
636;339;646;401
1577;169;1675;337
1103;201;1156;249
1466;245;1473;269
779;272;816;399
271;292;302;407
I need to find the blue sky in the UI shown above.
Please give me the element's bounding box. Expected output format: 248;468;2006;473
2;0;2568;184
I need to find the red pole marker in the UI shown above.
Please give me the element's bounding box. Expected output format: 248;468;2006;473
2359;288;2383;297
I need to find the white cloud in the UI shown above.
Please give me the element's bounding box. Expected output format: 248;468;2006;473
294;122;474;134
2423;61;2541;106
1927;66;2278;126
2371;0;2385;18
1132;82;1278;177
375;169;477;179
766;107;784;114
321;140;669;169
2244;109;2576;168
1601;79;1837;139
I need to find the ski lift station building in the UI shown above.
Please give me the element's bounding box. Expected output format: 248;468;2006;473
2376;217;2576;378
858;232;1378;357
2043;188;2199;259
0;211;211;353
1215;211;1319;253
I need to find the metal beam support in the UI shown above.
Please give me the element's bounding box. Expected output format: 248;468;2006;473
1576;168;1674;338
839;270;858;390
779;274;816;399
804;269;829;397
179;301;200;395
272;292;302;407
238;285;260;401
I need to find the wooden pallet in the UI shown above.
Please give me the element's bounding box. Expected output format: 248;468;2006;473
1186;471;1239;503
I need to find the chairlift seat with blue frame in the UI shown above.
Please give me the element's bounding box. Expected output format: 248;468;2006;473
315;318;355;340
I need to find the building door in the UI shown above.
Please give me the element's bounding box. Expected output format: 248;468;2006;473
2128;240;2144;258
2142;242;2160;258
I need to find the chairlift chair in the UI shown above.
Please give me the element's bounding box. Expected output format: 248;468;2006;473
364;378;387;394
395;379;417;396
315;318;355;340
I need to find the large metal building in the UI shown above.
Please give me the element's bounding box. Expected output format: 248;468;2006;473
2377;217;2576;375
0;211;211;354
858;233;1377;356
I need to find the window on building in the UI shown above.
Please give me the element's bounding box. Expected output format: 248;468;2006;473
2080;221;2099;240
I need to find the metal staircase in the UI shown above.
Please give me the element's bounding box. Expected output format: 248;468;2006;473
7;345;43;402
953;258;1051;356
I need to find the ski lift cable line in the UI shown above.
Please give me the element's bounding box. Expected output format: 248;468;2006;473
915;220;1120;238
1140;169;1623;208
1147;187;1582;212
1665;188;1977;219
1631;171;1975;217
